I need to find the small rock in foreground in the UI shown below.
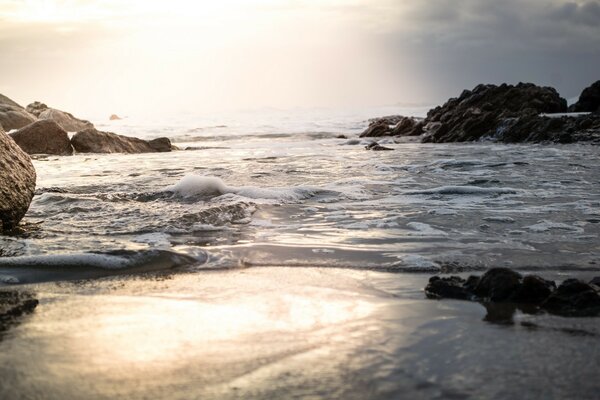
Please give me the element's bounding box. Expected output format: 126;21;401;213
425;268;600;317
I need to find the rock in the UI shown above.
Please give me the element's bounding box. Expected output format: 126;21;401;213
497;113;600;144
590;277;600;289
422;83;567;143
391;117;424;137
0;94;37;131
360;121;392;137
335;134;348;139
9;120;73;156
0;291;38;323
542;279;600;317
425;276;472;300
569;80;600;112
109;114;122;121
368;115;405;126
511;275;555;303
27;102;94;132
365;142;393;151
71;128;172;154
474;268;523;301
0;128;36;232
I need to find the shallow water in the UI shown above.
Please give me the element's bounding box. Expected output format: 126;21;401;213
1;108;600;283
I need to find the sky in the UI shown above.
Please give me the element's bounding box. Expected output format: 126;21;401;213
0;0;599;118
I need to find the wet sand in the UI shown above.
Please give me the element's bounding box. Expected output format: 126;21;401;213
0;267;598;399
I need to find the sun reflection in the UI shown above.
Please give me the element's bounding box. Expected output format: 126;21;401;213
84;290;376;366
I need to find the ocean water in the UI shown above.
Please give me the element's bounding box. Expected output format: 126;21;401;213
1;106;600;283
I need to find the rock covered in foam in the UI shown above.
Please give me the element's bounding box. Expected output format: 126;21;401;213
71;128;172;154
0;127;36;232
10;120;73;156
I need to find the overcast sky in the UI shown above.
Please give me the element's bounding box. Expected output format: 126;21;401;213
0;0;598;118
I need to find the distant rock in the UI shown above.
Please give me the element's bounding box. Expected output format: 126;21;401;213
569;80;600;112
109;114;122;121
26;101;94;132
0;94;37;131
71;128;172;154
10;120;73;156
0;128;36;232
425;268;600;317
422;83;567;143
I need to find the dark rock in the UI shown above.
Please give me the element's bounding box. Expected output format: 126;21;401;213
569;80;600;112
542;279;600;317
0;94;37;131
590;277;600;289
474;268;523;301
365;142;393;151
422;83;567;143
0;128;36;232
425;276;472;300
360;121;392;137
0;291;38;322
335;134;348;139
27;102;94;132
367;115;405;126
71;128;172;154
498;113;600;144
511;275;555;303
109;114;122;121
9;120;73;156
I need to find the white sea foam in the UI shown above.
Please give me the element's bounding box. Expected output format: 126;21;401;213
526;221;584;233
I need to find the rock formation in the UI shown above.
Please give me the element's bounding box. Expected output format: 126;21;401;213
0;94;37;131
71;128;172;154
360;116;423;138
569;80;600;112
10;120;73;156
26;101;94;132
0;128;36;232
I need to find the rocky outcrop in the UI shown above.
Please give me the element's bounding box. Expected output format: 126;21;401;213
360;116;424;138
422;83;567;143
9;120;73;156
26;102;94;132
71;128;172;154
569;80;600;112
497;113;600;143
0;128;36;232
0;94;37;131
425;268;600;317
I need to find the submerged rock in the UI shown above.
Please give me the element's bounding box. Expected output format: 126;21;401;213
0;128;36;232
26;101;94;132
71;128;172;154
10;120;73;156
425;268;600;317
365;142;393;151
569;80;600;112
0;94;37;131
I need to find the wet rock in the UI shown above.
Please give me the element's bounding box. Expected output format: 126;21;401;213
542;279;600;317
27;101;94;132
9;120;73;156
360;121;392;137
109;114;122;121
590;277;600;289
335;134;348;139
422;83;567;143
0;94;37;131
0;128;37;232
365;142;393;151
71;128;172;154
511;275;555;303
569;80;600;112
0;291;38;323
474;268;523;301
425;276;472;300
498;113;600;144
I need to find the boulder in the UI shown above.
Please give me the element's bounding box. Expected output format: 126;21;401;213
425;276;472;300
26;101;94;132
542;279;600;317
109;114;122;120
0;128;36;232
360;121;392;137
9;120;73;156
0;94;37;131
569;80;600;112
360;116;424;138
71;128;172;154
474;268;523;301
365;142;393;151
422;83;568;143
